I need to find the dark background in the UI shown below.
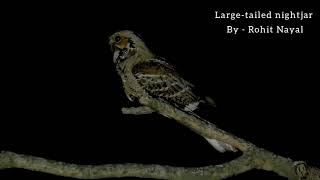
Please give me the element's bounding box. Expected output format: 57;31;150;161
1;2;319;179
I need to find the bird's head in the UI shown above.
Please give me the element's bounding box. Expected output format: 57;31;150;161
109;30;151;64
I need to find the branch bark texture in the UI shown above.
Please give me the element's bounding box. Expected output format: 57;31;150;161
1;97;319;179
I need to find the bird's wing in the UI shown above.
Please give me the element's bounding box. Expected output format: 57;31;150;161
132;58;200;112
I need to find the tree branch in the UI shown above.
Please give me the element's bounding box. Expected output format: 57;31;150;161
139;97;252;152
122;106;155;115
0;150;319;179
0;150;273;179
0;150;251;179
1;96;320;179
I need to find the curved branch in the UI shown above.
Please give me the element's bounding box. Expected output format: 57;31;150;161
1;97;320;179
0;151;262;180
0;150;319;180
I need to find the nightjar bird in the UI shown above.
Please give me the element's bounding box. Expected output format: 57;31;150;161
109;30;236;152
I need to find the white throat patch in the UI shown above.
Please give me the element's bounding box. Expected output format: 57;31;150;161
113;50;120;63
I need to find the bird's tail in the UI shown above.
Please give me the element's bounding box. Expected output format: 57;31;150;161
205;138;237;152
185;97;237;152
184;96;236;152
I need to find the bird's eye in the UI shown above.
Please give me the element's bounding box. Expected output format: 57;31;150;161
115;36;121;43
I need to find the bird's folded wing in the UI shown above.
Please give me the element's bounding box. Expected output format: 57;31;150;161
132;59;200;111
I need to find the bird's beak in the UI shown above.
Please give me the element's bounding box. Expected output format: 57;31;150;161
111;42;131;63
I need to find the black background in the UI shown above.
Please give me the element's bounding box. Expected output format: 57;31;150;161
1;2;319;180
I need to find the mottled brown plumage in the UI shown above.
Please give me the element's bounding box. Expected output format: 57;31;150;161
109;30;236;152
132;59;200;110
